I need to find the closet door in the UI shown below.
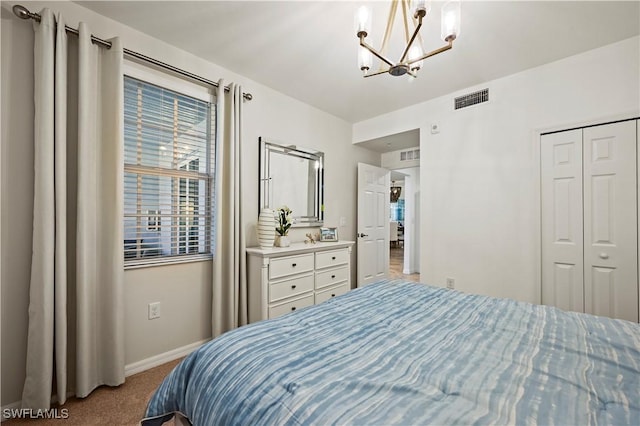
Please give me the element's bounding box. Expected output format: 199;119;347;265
541;130;584;313
583;121;638;322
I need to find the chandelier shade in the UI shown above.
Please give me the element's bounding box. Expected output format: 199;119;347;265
441;0;461;42
355;5;372;35
355;0;460;78
358;46;373;71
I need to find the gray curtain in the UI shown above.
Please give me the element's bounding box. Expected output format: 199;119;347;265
212;80;248;337
22;9;125;409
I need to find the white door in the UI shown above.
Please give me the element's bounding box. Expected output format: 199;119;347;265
541;129;584;313
541;120;639;323
357;163;390;287
583;121;637;322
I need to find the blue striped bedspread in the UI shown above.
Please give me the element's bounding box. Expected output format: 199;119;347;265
142;280;640;425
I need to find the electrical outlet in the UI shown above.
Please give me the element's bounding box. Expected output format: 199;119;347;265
446;277;455;290
148;302;161;320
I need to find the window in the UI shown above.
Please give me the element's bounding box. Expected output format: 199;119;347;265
123;73;215;266
390;199;405;223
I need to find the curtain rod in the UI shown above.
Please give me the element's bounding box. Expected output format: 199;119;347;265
12;4;253;101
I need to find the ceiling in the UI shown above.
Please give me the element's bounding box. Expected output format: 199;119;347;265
75;1;639;124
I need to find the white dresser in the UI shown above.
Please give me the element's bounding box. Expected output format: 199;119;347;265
246;241;355;322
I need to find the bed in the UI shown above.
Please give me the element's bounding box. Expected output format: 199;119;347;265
142;280;640;425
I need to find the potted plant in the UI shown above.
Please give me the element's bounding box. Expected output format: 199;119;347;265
275;206;293;247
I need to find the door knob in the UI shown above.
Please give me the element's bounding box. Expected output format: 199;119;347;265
599;252;609;259
357;233;369;238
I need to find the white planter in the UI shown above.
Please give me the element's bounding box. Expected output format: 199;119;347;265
275;235;290;247
257;208;276;249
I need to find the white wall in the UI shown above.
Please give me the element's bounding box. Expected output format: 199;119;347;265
0;0;380;406
396;167;420;275
381;147;420;169
354;36;640;303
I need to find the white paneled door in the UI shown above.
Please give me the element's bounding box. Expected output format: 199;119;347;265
357;163;390;287
583;121;637;321
541;120;639;322
541;129;584;313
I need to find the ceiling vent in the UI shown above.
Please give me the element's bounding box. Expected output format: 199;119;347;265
454;88;489;110
400;149;420;161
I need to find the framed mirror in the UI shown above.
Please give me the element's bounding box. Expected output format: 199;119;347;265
259;137;324;227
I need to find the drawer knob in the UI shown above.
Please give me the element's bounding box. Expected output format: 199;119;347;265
332;256;336;260
291;285;297;289
292;263;297;267
291;307;296;311
331;275;336;279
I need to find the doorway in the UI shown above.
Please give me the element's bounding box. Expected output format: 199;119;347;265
354;128;422;283
389;170;420;282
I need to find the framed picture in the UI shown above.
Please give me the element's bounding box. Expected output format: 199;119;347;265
319;227;338;242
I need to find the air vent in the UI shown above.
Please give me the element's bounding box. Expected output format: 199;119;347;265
400;149;420;161
454;88;489;110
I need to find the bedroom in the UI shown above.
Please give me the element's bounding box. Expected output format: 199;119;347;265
1;0;639;424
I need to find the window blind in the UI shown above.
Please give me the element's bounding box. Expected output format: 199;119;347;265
123;76;215;265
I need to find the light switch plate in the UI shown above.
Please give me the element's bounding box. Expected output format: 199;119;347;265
148;302;161;320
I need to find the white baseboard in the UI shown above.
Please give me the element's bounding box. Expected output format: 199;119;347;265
2;339;210;421
125;339;210;377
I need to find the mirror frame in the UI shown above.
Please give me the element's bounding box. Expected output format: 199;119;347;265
259;137;324;227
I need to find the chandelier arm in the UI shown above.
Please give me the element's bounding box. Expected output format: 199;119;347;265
412;11;425;50
379;0;399;59
363;69;392;78
399;15;423;64
406;40;454;66
360;37;396;68
401;0;411;43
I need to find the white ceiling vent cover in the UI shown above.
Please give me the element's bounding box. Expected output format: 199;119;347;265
455;88;489;110
400;149;420;161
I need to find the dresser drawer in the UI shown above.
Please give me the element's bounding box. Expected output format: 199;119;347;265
316;249;349;269
315;283;350;304
269;254;314;280
315;266;349;289
269;274;314;303
269;294;314;319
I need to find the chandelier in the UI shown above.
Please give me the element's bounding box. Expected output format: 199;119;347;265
355;0;460;78
390;183;402;202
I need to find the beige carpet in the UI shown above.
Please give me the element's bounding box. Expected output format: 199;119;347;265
5;358;182;425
